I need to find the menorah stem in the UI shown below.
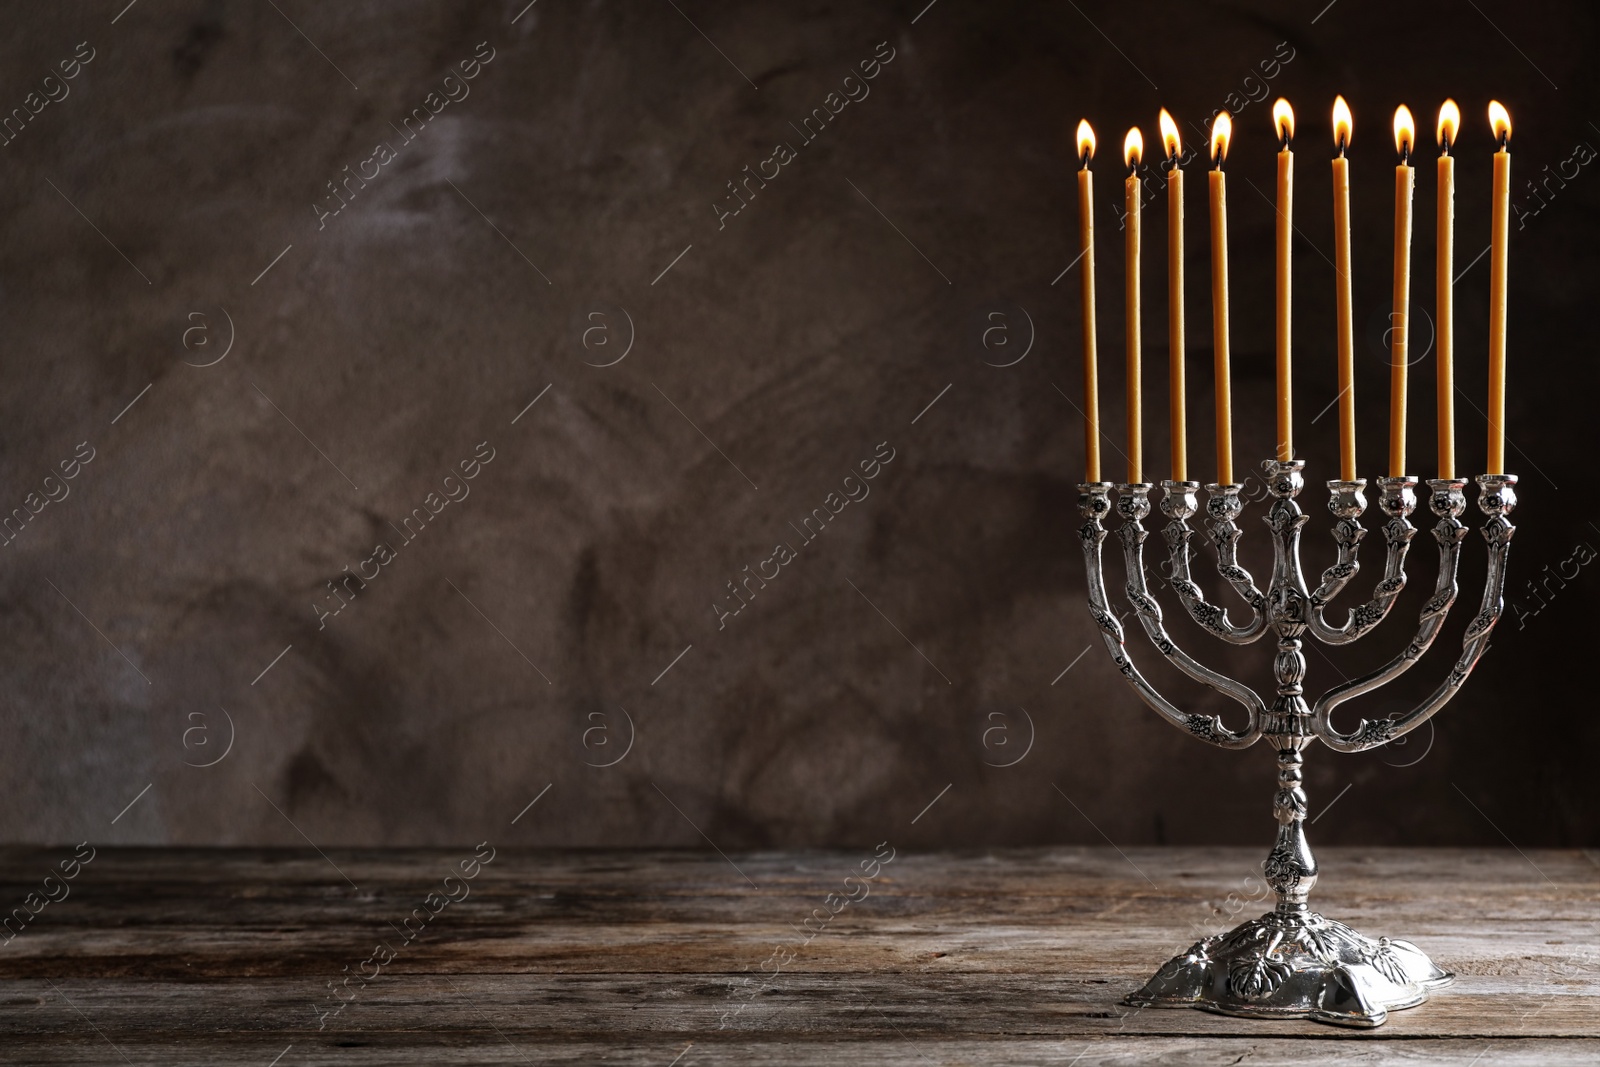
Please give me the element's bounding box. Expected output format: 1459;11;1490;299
1264;613;1318;915
1264;745;1317;916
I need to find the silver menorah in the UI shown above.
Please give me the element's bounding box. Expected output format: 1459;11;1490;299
1078;458;1516;1027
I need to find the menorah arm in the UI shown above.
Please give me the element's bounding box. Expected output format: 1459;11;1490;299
1160;481;1269;644
1306;479;1367;604
1314;476;1515;753
1308;477;1418;646
1077;483;1262;750
1310;480;1467;739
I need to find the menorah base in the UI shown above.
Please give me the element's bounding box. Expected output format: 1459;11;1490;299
1124;909;1453;1028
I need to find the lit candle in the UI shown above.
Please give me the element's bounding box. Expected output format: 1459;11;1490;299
1160;109;1186;482
1208;112;1233;485
1331;95;1357;481
1273;99;1295;463
1390;105;1415;478
1077;120;1101;482
1487;100;1512;474
1125;127;1144;484
1436;100;1459;480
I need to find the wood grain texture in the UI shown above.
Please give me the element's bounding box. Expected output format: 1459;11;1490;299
0;846;1594;1063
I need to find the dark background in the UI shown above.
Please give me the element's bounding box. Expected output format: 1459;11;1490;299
0;0;1592;851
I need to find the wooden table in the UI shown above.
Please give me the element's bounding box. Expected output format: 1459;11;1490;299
0;846;1593;1064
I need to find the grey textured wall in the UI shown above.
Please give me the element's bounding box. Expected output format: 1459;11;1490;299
0;0;1594;850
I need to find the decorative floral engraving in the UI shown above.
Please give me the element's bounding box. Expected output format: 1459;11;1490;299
1263;845;1302;892
1185;715;1223;743
1362;939;1410;985
1090;608;1122;640
1322;560;1358;583
1128;590;1160;618
1353;717;1396;747
1331;518;1366;545
1228;954;1291;999
1210;522;1242;550
1172;579;1203;604
1420;590;1456;618
1382;519;1416;542
1267;500;1299;533
1272;789;1307;821
1188;600;1225;632
1296;923;1340;964
1352;602;1387;632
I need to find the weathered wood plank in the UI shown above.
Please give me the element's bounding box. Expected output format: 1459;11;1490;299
0;846;1592;1060
6;973;1598;1037
1;1036;1597;1067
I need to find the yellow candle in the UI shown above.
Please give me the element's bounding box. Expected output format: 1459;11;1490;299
1273;99;1294;463
1331;96;1356;482
1209;112;1233;486
1077;120;1100;482
1436;101;1459;480
1390;105;1415;478
1488;100;1512;474
1125;127;1144;484
1160;109;1186;482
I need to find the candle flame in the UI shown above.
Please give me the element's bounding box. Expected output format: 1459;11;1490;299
1210;111;1231;167
1436;99;1460;151
1273;98;1294;145
1158;108;1181;162
1393;104;1415;159
1124;126;1143;169
1488;100;1512;146
1332;94;1352;154
1076;119;1096;165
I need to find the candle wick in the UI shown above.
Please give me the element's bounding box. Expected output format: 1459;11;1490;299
1499;131;1509;151
1400;143;1411;166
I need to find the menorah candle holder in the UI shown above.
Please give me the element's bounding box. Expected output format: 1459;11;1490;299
1078;458;1516;1027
